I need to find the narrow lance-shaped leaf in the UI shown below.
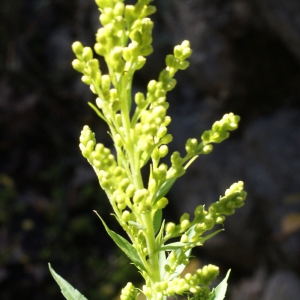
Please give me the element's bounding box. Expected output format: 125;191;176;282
153;209;162;235
48;263;88;300
209;269;231;300
93;211;146;272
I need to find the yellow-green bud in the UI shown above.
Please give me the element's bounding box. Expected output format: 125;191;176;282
165;222;175;234
101;74;111;91
180;220;190;231
82;47;93;62
126;184;135;198
156;197;168;209
180;234;188;243
72;59;85;72
158;145;168;158
122;210;131;222
81;75;92;85
72;41;84;57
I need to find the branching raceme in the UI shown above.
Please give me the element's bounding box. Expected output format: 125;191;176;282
49;1;247;299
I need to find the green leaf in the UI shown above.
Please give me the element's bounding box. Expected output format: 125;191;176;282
153;209;162;235
154;177;177;203
88;102;106;121
209;270;231;300
158;250;167;279
165;225;200;280
159;242;191;251
48;263;88;300
93;211;146;272
199;229;224;244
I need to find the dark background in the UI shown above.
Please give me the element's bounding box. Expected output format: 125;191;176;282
1;0;300;299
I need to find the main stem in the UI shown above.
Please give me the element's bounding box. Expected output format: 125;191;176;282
142;210;160;286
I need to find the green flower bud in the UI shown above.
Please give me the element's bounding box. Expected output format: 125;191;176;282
133;189;148;203
180;219;190;231
171;151;182;167
141;5;156;17
158;145;168;158
182;47;192;60
134;92;146;108
168;251;177;263
156;197;168;209
72;59;85;73
216;215;225;223
81;75;92;85
153;164;167;181
147;80;157;93
181;40;191;49
165;222;175;234
195;223;205;234
196;264;219;286
120;282;138;300
122;210;131;222
72;41;84;57
124;5;135;25
138;204;151;214
164;264;171;272
114;2;125;16
174;45;182;59
178;60;190;70
185;138;198;154
202;144;213;154
117;202;127;211
160;133;173;145
135;56;146;70
180;212;190;223
82;47;93;62
181;234;188;243
101;74;111;91
162;116;171;126
126;184;135;198
120;178;130;190
165;54;176;68
94;42;106;56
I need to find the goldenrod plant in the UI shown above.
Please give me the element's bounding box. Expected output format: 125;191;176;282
49;0;247;299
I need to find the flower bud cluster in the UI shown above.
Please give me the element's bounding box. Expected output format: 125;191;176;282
71;41;102;94
163;182;246;252
120;282;138;300
135;102;172;157
191;286;210;300
79;125;119;190
153;264;218;297
209;181;247;216
201;113;240;144
79;125;133;197
192;182;246;236
94;0;156;71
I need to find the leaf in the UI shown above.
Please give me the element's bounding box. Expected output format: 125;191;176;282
153;209;162;235
199;229;224;244
88;102;106;121
158;250;167;279
167;225;199;280
154;177;177;203
209;269;231;300
48;263;88;300
128;220;146;230
93;211;146;272
159;242;191;251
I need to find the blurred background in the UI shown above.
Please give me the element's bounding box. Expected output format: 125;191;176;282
1;0;300;299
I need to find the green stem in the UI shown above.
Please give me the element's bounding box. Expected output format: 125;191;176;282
142;210;160;285
119;73;144;189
